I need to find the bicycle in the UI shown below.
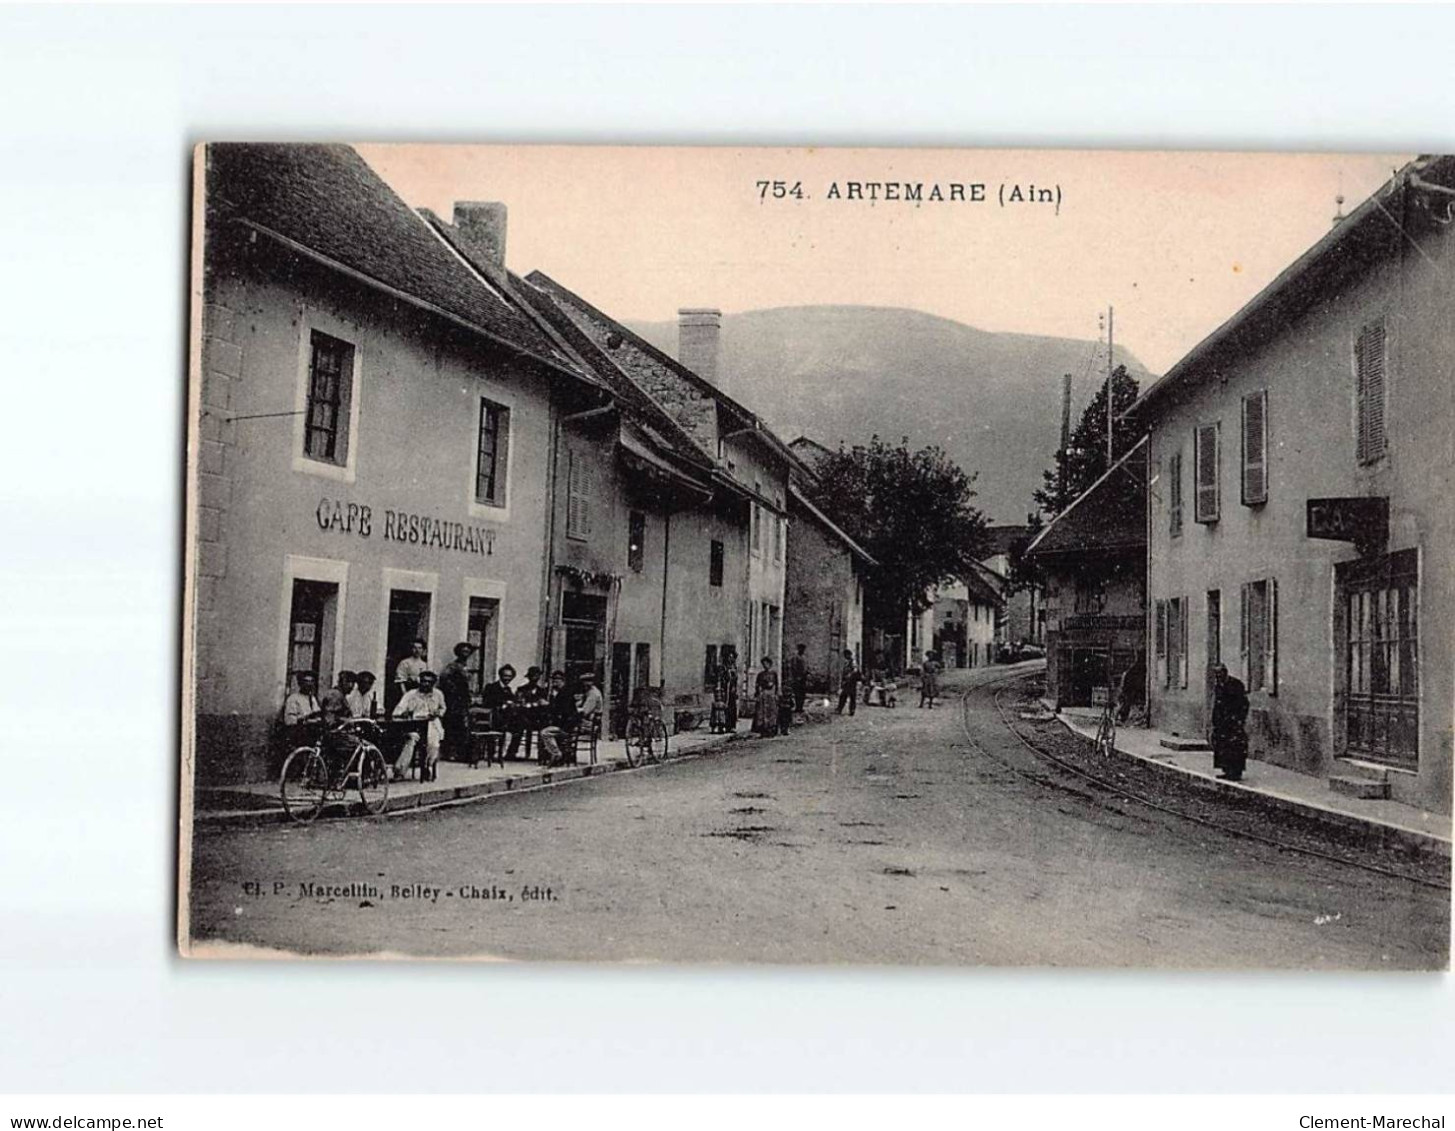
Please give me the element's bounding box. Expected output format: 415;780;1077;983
279;718;390;822
623;688;670;767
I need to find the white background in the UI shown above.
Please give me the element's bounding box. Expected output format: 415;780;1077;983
0;3;1451;1094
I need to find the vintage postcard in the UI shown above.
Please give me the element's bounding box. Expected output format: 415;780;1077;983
179;144;1452;965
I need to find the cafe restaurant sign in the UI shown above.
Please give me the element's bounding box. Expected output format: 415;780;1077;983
315;496;496;556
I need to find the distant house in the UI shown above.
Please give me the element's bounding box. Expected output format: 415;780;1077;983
1025;439;1148;708
933;563;1004;669
979;523;1044;651
1127;155;1455;813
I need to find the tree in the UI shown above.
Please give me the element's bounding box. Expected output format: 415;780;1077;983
810;436;988;618
1033;365;1141;516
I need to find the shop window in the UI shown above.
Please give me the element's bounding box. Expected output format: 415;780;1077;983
1342;550;1418;768
1355;318;1387;465
303;330;354;465
628;510;646;573
287;578;338;690
1194;422;1220;524
1241;390;1268;506
475;398;510;507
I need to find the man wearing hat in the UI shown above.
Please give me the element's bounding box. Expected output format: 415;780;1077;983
439;641;477;764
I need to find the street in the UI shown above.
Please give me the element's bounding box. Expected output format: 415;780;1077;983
187;667;1449;967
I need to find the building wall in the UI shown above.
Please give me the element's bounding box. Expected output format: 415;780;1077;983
728;437;789;681
194;242;558;783
1145;219;1453;812
783;503;864;694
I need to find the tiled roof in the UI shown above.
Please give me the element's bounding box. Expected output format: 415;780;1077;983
980;524;1031;558
205;144;580;376
1026;438;1147;557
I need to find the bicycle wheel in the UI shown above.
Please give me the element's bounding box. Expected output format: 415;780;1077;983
623;716;645;767
645;718;668;764
355;742;390;816
280;747;328;823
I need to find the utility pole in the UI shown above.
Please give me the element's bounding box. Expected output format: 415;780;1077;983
1106;305;1115;465
1058;372;1072;502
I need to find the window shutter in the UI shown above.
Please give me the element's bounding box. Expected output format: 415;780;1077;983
1179;597;1190;688
1195;423;1220;522
567;449;588;539
494;404;510;506
1241;391;1267;506
1268;577;1278;696
1239;581;1250;685
1356;320;1387;464
1168;450;1183;535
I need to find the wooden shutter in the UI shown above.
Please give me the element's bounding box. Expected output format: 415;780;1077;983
494;404;510;506
1194;423;1220;523
1268;577;1278;696
1154;599;1167;688
1168;450;1183;535
1239;581;1249;685
1241;391;1267;506
1356;319;1387;464
1179;596;1190;688
567;448;590;539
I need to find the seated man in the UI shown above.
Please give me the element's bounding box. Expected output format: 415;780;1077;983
536;671;582;768
392;669;446;782
282;672;323;748
505;665;546;758
347;670;380;719
318;670;357;768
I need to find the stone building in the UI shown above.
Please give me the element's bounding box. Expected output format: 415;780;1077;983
933;565;1004;669
1127;155;1455;813
188;144;598;783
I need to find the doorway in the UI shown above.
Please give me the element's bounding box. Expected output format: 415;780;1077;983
561;591;607;687
609;641;632;738
1205;589;1221;736
385;589;432;713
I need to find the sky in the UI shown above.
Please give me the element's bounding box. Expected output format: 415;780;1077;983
359;145;1402;375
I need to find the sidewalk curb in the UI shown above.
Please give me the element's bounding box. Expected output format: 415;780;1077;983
1042;705;1451;862
194;727;757;830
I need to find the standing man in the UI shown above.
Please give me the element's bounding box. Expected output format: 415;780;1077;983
1210;663;1250;782
788;643;809;716
438;642;476;763
281;672;322;750
392;670;446;781
395;638;428;698
836;649;861;716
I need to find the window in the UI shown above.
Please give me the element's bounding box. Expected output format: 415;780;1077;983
465;596;500;699
1240;578;1277;694
772;513;783;563
566;448;591;541
1356;318;1388;465
1241;390;1268;506
303;331;354;465
1341;551;1418;768
751;481;762;555
703;645;719;692
1168;448;1183;537
634;643;652;689
709;539;724;587
287;579;336;689
628;511;646;572
1159;596;1188;689
1194;422;1220;524
475;398;510;506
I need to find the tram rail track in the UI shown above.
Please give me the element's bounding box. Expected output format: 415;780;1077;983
957;670;1450;893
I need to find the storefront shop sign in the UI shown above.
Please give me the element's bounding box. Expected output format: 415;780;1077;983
315;496;496;556
1306;496;1387;555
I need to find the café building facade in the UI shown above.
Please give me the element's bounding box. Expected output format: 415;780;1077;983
188;144;599;784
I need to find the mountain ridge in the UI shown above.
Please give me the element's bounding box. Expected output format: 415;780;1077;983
627;305;1155;523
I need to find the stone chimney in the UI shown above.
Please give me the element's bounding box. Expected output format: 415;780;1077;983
452;201;508;270
678;307;722;387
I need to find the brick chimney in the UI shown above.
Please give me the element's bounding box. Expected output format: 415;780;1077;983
451;201;508;270
678;308;722;387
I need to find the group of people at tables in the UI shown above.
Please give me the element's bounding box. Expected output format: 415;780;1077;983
281;638;605;783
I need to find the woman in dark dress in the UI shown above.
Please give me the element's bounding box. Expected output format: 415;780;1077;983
752;657;780;737
1210;663;1250;781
